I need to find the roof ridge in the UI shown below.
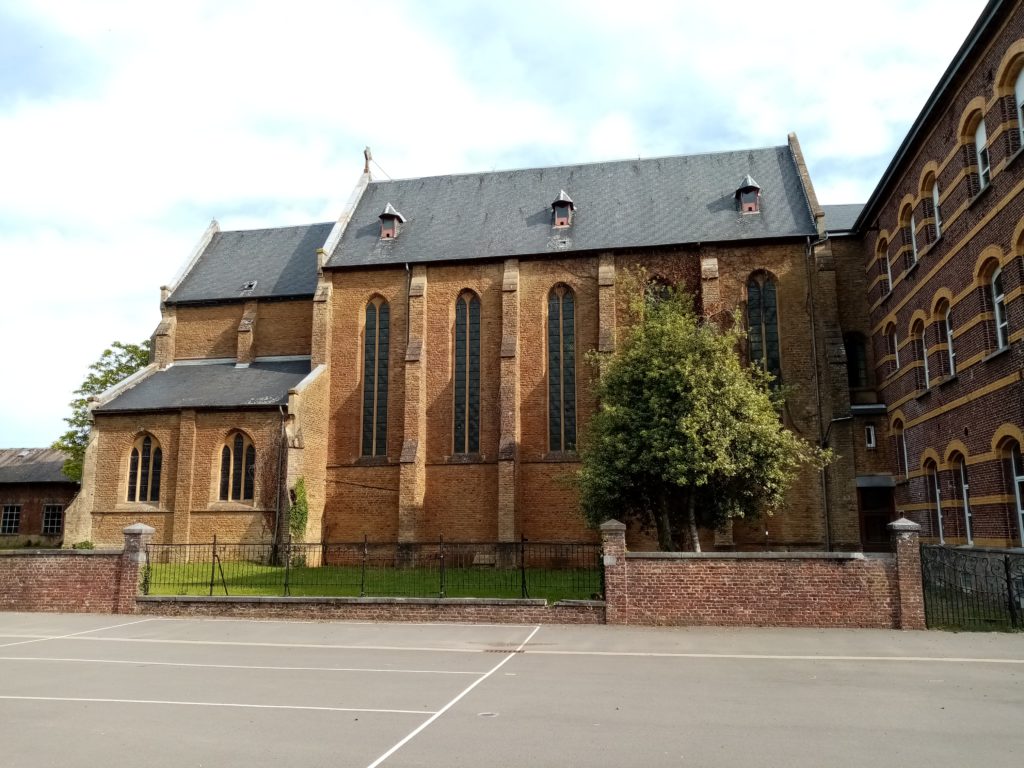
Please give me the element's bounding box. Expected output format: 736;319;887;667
368;145;789;185
214;221;333;236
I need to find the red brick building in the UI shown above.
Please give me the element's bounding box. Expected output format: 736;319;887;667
0;449;78;546
64;0;1024;550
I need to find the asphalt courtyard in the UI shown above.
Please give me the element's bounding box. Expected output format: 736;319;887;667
0;613;1022;767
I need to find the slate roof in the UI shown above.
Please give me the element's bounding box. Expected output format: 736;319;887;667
166;223;333;305
325;146;817;269
94;360;311;413
822;204;864;234
0;449;76;484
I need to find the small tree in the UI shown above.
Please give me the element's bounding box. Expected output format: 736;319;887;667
577;280;828;551
52;341;151;481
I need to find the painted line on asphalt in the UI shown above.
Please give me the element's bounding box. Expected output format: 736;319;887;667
527;650;1024;664
366;625;541;768
0;656;483;675
0;619;155;650
61;636;489;653
177;616;539;629
0;695;432;715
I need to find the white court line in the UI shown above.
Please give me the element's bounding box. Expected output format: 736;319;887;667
0;619;154;650
0;656;482;675
0;696;431;715
174;616;539;629
527;650;1024;665
366;625;541;768
61;636;489;654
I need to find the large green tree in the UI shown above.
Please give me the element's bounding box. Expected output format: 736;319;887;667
52;341;151;481
577;281;828;551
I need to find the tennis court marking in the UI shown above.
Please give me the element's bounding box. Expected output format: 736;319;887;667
0;656;482;675
0;618;154;650
526;649;1024;665
0;696;432;715
365;624;541;768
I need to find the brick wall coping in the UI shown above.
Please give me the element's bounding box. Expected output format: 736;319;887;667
0;548;122;557
624;551;867;561
138;595;601;607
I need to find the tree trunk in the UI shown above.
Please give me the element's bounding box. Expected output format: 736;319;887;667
654;503;676;552
687;493;701;552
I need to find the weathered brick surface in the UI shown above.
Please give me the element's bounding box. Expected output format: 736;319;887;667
254;299;313;357
0;481;78;546
0;550;138;614
174;304;242;359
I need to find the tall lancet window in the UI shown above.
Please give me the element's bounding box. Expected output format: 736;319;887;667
453;291;481;454
747;272;781;382
548;285;577;452
362;297;390;457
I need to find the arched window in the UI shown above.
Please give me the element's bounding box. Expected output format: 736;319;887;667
901;206;918;267
952;453;973;545
942;302;956;376
453;291;481;454
992;266;1008;349
974;118;990;191
548;285;577;452
1002;440;1024;545
746;273;781;381
885;324;900;374
878;238;892;293
912;320;929;390
1016;69;1024;148
361;297;390;457
220;432;255;501
844;333;868;389
893;420;908;478
932;181;943;240
924;459;945;543
127;434;162;503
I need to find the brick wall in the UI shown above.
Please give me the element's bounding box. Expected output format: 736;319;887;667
0;481;78;546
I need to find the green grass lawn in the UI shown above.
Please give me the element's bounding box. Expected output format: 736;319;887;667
143;561;601;603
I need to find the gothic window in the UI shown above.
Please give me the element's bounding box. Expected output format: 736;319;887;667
844;332;868;389
746;273;781;381
453;291;481;454
925;459;945;543
127;434;162;503
220;432;255;502
548;285;577;452
361;297;390;457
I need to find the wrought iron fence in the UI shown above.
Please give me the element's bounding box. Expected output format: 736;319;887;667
143;536;603;603
920;545;1024;631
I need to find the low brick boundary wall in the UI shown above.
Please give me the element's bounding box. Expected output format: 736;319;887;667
0;549;129;614
599;518;926;629
137;596;604;624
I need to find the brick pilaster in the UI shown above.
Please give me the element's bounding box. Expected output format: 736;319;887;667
889;517;926;630
699;255;720;317
600;519;627;625
118;522;155;614
236;300;258;365
598;254;616;352
311;280;333;368
172;410;197;544
498;258;520;542
399;266;428;542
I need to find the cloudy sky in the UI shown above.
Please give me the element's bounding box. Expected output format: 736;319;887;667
0;0;989;447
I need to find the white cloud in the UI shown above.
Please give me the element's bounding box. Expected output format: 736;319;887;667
0;0;991;445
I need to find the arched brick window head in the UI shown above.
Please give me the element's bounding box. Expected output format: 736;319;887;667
548;285;577;452
453;291;481;454
362;297;390;457
127;434;162;503
747;272;781;382
220;432;255;501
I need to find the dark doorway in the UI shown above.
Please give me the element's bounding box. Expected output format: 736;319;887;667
859;486;895;552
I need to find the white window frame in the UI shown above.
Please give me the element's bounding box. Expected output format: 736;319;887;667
929;463;945;544
920;327;930;389
41;504;64;536
865;425;876;449
1;504;20;535
897;427;909;478
884;251;893;292
992;266;1008;349
944;305;956;376
975;119;990;191
932;181;942;240
909;214;919;264
890;330;900;371
1012;444;1024;546
1016;69;1024;150
957;457;973;546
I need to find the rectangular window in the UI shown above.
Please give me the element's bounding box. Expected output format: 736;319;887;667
993;268;1008;349
909;215;918;264
1;505;21;534
944;306;956;376
42;504;63;535
865;425;876;449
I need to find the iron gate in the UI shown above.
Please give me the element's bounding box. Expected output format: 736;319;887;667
920;545;1024;630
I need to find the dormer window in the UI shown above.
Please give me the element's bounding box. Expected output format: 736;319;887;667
552;190;574;227
735;175;761;214
379;202;406;240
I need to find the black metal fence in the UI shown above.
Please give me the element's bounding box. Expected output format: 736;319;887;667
920;545;1024;631
143;536;603;603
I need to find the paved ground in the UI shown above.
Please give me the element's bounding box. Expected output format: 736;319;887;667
1;613;1022;767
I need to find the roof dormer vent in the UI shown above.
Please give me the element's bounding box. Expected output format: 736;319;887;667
379;202;406;239
240;280;257;294
552;190;574;227
736;175;761;214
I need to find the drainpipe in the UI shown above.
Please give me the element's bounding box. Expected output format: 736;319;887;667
805;235;832;550
273;405;288;551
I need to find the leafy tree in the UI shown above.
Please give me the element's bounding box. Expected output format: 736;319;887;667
577;279;828;551
52;341;151;481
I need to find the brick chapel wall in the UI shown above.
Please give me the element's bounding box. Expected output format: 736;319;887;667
0;482;78;546
862;3;1024;546
286;365;330;543
173;305;243;359
254;299;313;358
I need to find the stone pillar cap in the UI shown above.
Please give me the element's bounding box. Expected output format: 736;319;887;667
887;517;921;533
600;519;627;532
123;522;156;535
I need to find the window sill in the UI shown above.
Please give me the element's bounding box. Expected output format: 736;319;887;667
968;183;993;209
205;501;258;511
110;503;167;514
914;387;934;401
938;374;958;388
905;259;920;278
982;345;1011;364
